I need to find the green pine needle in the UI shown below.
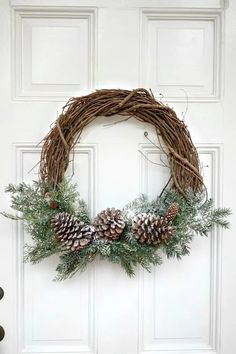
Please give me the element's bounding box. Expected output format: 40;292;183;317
1;179;231;280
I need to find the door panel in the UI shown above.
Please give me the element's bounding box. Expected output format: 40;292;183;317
16;145;95;353
0;1;235;354
140;146;221;352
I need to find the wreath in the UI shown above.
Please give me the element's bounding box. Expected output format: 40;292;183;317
1;88;230;280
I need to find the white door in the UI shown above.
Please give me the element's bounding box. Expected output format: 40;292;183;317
0;0;236;354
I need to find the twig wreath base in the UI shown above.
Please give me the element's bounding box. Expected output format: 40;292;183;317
40;88;204;197
1;88;230;280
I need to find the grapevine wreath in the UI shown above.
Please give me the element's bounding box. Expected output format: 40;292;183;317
2;88;230;280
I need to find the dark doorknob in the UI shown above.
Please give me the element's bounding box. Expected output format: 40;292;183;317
0;287;4;300
0;326;4;341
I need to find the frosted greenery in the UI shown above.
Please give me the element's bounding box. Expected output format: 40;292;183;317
1;180;231;280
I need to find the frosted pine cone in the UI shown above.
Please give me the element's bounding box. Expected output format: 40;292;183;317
93;208;125;241
165;203;179;222
51;212;94;251
132;213;174;245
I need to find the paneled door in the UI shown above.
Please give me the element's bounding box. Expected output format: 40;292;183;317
0;0;236;353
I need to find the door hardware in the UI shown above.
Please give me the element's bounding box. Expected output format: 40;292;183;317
0;287;4;300
0;326;5;341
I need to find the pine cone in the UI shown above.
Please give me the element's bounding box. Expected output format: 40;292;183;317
51;212;94;251
93;208;125;241
132;213;174;245
166;203;179;222
50;200;59;209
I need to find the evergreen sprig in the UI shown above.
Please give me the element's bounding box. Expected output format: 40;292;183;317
1;180;231;280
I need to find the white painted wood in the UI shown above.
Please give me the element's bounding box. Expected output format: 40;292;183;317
0;1;236;354
10;0;226;10
14;145;96;353
141;10;222;101
139;145;222;353
13;7;97;100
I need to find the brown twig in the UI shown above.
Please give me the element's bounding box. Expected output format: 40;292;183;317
39;88;204;197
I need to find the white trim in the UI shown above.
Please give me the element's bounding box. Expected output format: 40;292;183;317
13;143;97;354
139;8;224;102
11;6;97;102
138;143;223;354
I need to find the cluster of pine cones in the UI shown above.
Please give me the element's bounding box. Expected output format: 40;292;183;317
51;203;179;252
131;203;179;245
51;208;126;251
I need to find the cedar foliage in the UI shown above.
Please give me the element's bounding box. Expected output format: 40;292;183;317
1;180;230;280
